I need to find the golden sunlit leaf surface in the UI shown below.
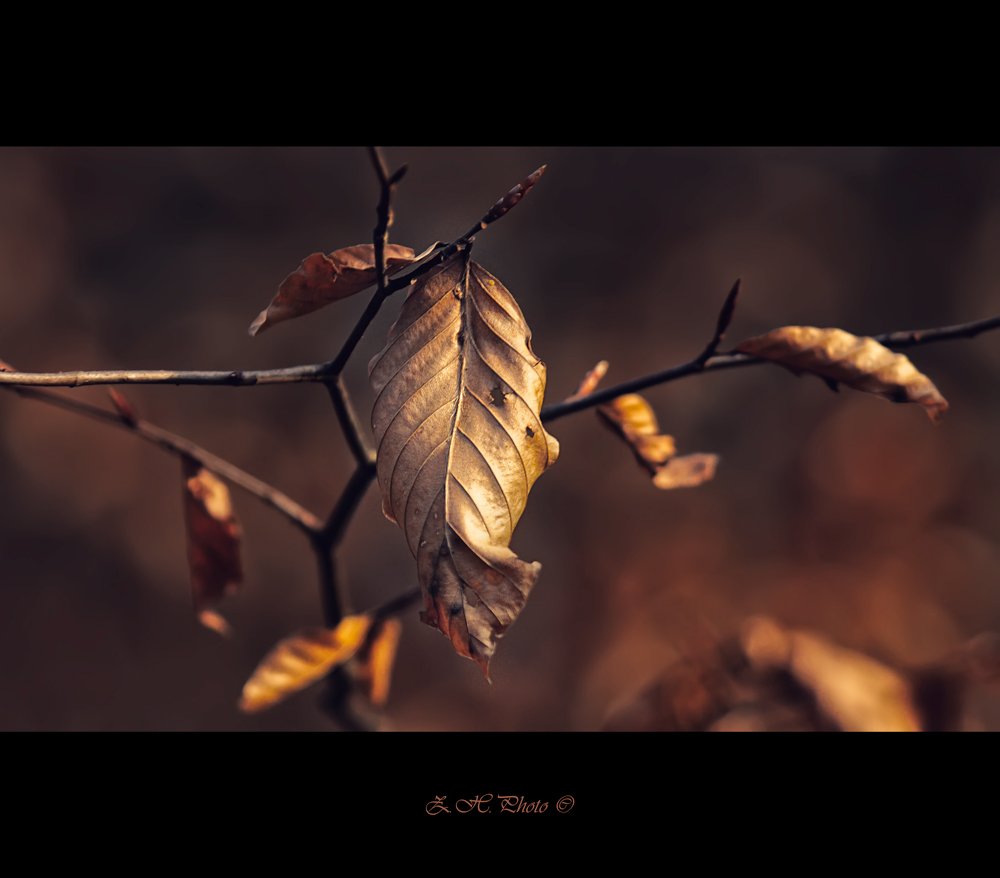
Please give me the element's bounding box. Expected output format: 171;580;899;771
597;392;718;490
240;615;373;713
369;253;559;675
354;618;403;708
736;326;949;423
182;461;242;635
605;616;925;731
249;243;419;336
741;616;922;732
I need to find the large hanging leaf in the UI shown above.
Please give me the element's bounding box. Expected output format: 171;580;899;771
239;615;373;713
736;326;949;423
182;460;243;636
368;252;559;675
249;243;420;336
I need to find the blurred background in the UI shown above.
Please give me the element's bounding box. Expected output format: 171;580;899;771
0;146;998;730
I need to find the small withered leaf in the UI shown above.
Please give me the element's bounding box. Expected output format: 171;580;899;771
597;392;718;490
249;243;419;336
369;253;559;675
182;460;242;636
239;615;373;713
651;453;719;490
354;618;403;708
736;326;949;423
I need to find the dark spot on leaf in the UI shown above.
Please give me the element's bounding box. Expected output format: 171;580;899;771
456;329;465;346
428;579;440;596
449;603;463;616
489;384;507;406
525;426;535;438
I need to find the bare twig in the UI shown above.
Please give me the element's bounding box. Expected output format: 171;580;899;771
4;385;323;534
695;279;741;365
0;165;551;392
325;377;376;468
540;313;1000;423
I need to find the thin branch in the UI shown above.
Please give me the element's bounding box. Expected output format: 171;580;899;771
322;461;377;547
324;377;375;468
540;313;1000;423
695;279;741;365
371;587;421;623
0;165;551;391
4;385;323;534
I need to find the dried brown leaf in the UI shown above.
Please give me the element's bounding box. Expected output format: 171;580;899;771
568;359;609;401
651;453;719;490
182;460;242;635
354;618;403;708
736;326;949;423
369;253;559;675
239;615;373;713
249;243;419;336
597;394;676;474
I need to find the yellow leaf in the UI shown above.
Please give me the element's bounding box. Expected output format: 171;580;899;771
741;617;922;732
736;326;949;423
369;253;559;675
239;615;373;713
597;394;676;474
354;618;403;708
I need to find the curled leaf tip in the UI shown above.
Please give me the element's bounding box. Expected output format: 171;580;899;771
248;310;269;337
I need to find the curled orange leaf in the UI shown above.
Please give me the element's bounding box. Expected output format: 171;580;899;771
239;615;373;713
597;394;676;474
736;326;949;423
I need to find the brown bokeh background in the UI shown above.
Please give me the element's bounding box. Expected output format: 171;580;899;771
1;146;998;731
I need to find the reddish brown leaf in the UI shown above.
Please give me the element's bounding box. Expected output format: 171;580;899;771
107;388;138;425
249;243;419;336
736;326;949;423
239;615;373;713
182;460;242;635
354;618;403;708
